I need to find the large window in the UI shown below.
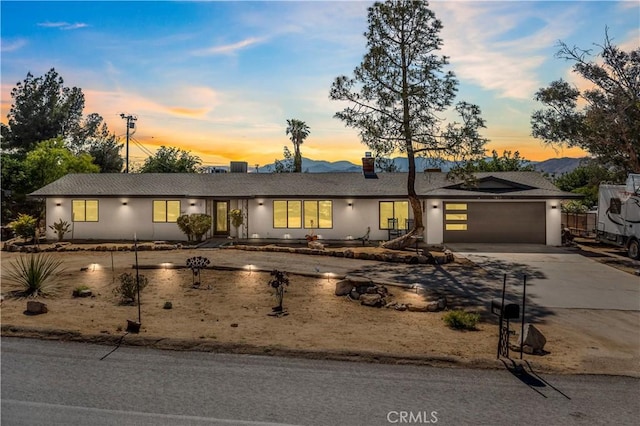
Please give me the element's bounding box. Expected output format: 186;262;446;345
379;201;409;229
72;200;98;222
153;200;181;223
274;200;333;229
304;201;333;229
273;201;302;228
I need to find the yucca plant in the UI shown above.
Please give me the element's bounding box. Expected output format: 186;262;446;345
5;254;64;298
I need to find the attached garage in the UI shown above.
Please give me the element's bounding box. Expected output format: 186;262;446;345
443;202;546;244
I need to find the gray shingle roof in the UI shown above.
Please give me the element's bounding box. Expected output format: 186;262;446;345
28;171;580;199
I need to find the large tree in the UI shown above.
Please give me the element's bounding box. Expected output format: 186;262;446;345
285;119;310;173
531;31;640;174
137;146;202;173
23;138;99;193
330;0;487;248
4;68;85;153
69;113;124;173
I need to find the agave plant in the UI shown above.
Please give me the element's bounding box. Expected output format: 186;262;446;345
5;254;64;298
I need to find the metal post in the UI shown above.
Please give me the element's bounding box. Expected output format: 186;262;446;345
497;273;507;359
134;235;141;324
520;275;527;359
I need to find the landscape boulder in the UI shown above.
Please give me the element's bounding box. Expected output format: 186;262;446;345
360;294;385;307
514;323;547;354
335;280;354;296
26;301;48;315
308;241;324;250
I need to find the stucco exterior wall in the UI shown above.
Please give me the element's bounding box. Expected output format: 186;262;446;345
546;199;562;246
43;196;560;245
44;197;205;241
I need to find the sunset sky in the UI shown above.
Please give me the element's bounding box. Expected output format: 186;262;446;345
1;1;639;168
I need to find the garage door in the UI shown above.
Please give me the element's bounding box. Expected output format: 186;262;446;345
443;202;546;244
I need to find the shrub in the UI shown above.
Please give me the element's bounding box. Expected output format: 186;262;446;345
177;215;193;241
176;213;212;242
5;254;64;298
229;209;244;237
8;213;38;241
190;214;212;242
443;310;480;330
114;272;148;304
49;218;71;241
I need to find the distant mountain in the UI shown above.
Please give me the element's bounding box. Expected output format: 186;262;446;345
532;157;588;176
247;156;587;174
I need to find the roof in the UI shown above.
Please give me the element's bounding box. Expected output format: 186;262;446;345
28;171;581;199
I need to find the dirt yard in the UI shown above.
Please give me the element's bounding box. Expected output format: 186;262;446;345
1;244;638;376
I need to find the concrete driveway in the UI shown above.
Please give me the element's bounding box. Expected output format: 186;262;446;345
447;244;640;311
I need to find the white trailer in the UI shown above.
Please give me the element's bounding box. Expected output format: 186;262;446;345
596;174;640;259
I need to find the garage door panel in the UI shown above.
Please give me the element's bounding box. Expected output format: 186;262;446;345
444;202;545;244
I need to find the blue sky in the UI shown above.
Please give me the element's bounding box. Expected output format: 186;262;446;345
1;1;639;168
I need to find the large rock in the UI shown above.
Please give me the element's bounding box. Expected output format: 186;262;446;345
335;280;354;296
26;301;48;315
308;241;324;250
516;324;547;353
406;303;428;312
360;294;384;307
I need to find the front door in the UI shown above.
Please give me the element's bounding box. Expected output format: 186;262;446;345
214;200;229;236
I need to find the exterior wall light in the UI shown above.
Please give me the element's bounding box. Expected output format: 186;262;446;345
259;202;264;206
432;204;438;209
56;202;62;206
122;202;127;206
190;202;196;206
551;205;558;209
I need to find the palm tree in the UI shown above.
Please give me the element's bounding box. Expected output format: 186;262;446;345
285;119;310;173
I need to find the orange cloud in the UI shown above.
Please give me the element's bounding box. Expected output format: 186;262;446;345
167;107;209;118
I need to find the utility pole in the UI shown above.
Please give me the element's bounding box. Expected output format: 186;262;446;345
120;113;137;173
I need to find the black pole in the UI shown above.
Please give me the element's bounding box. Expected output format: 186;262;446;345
497;273;507;359
135;235;141;325
520;274;527;359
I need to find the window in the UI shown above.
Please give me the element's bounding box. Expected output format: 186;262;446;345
445;202;468;232
445;224;467;231
274;200;333;229
72;200;98;222
153;200;181;223
379;201;409;229
304;201;333;228
273;201;302;228
445;203;467;211
609;198;622;215
446;213;467;221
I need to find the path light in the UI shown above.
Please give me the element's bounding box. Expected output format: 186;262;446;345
244;264;255;275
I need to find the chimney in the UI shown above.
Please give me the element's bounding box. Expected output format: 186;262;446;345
362;153;378;179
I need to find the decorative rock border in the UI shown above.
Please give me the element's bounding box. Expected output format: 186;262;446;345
2;240;455;266
228;244;455;265
2;241;182;253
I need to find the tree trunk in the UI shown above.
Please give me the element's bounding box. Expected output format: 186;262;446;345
381;28;426;251
381;227;424;250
